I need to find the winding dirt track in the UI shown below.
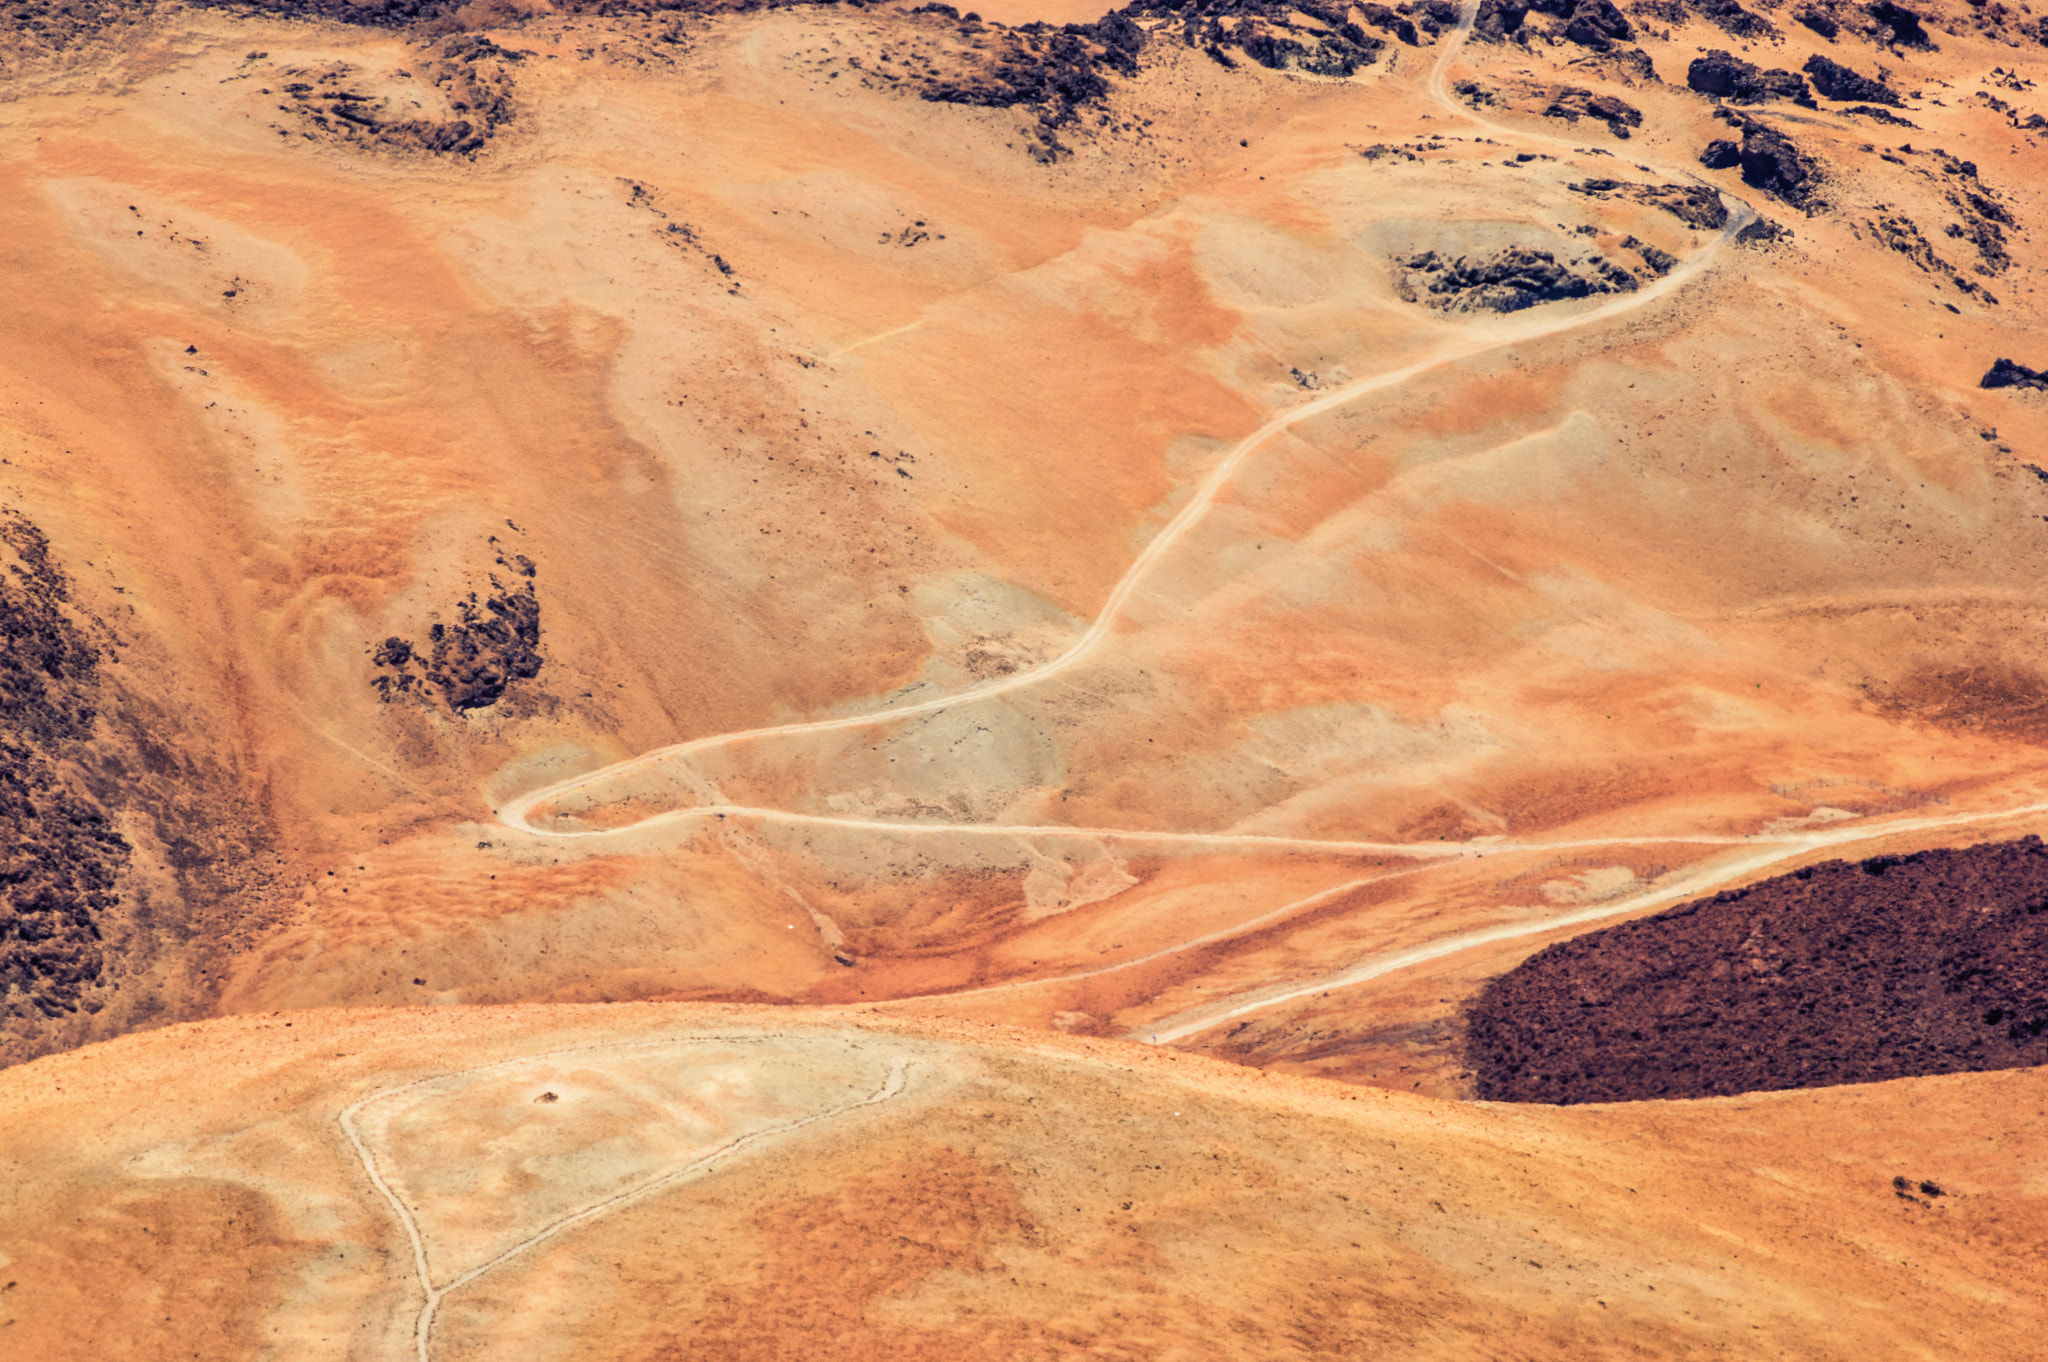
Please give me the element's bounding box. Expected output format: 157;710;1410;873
478;3;2048;1038
332;14;2048;1358
495;5;1748;845
341;1041;910;1362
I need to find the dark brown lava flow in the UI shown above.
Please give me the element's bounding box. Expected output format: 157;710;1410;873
1466;837;2048;1103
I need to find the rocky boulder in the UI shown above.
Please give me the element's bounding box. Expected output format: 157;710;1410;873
1983;358;2048;390
1804;53;1902;104
1687;48;1814;105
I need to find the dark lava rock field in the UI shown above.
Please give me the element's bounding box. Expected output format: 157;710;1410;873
1466;837;2048;1102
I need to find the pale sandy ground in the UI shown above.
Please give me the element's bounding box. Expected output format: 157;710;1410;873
3;0;2048;1350
0;1004;2043;1359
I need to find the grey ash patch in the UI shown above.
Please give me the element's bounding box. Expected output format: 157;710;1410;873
373;541;543;713
1396;246;1640;312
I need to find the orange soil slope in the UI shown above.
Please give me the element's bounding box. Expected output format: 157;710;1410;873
0;1003;2042;1360
0;0;2046;1093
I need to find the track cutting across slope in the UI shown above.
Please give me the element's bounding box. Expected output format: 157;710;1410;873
499;5;1752;841
482;6;2037;1043
341;1037;911;1361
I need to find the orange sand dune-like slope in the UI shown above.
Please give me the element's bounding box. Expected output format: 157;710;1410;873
3;0;2048;1350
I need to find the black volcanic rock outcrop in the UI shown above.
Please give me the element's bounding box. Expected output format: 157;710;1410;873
1868;0;1933;47
1803;53;1901;104
1398;246;1640;312
1475;0;1637;47
1703;114;1822;207
1737;123;1820;204
1983;358;2048;390
1693;0;1778;38
1687;49;1814;105
1466;837;2048;1103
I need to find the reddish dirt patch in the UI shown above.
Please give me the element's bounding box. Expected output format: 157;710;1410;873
0;1180;308;1358
1466;836;2048;1103
618;1149;1038;1362
1870;663;2048;739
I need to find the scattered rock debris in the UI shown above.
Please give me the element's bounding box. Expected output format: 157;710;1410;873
264;36;522;157
1568;176;1730;229
1542;86;1643;137
1638;0;1778;40
1474;0;1640;50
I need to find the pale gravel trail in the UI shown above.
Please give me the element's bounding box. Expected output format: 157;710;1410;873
495;2;1750;846
332;18;2027;1361
342;1041;909;1362
879;796;2048;1014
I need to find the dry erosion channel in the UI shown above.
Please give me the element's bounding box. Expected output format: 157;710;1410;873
3;0;2048;1354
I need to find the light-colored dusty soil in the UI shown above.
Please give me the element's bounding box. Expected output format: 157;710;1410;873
1;1004;2044;1360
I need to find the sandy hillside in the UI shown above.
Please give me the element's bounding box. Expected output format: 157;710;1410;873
3;0;2048;1350
2;0;2046;1074
0;1003;2043;1359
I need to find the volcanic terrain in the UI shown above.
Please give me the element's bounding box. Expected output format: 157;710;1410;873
4;0;2048;1352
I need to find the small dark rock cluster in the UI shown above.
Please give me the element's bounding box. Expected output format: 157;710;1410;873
373;544;543;713
920;13;1141;159
1780;0;1940;46
1542;86;1643;137
1846;103;1918;127
1466;837;2048;1103
1569;176;1730;230
1638;0;1778;39
1686;49;1813;106
273;34;520;157
1152;0;1391;79
1398;246;1641;312
1984;358;2048;390
1700;111;1822;209
1853;149;2011;304
921;0;1433;160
